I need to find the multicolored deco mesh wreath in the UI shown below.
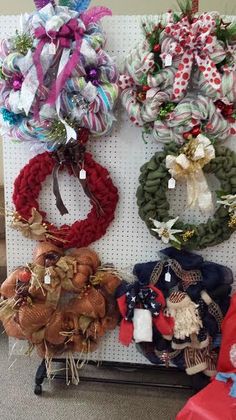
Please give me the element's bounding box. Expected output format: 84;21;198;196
119;1;236;143
1;0;120;248
0;0;119;151
0;243;122;381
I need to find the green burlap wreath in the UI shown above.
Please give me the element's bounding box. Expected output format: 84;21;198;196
136;142;236;250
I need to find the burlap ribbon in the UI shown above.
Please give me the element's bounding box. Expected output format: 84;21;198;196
52;135;104;216
30;255;78;307
11;208;47;240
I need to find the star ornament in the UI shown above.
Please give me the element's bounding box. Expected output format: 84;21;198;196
150;217;183;244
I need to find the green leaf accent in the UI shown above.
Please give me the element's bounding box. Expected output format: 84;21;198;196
215;17;236;43
177;0;193;17
59;0;70;6
170;240;182;250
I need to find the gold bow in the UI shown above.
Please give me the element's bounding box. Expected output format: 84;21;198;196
166;135;215;213
11;208;47;240
29;255;79;307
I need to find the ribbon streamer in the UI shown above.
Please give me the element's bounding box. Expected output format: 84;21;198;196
216;372;236;398
52;134;104;217
34;17;84;105
166;134;215;213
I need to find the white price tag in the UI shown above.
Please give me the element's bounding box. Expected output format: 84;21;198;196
168;177;176;189
165;272;171;282
79;169;86;180
44;274;51;285
49;42;56;55
165;54;172;67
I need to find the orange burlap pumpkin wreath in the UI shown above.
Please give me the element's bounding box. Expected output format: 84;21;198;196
0;243;121;363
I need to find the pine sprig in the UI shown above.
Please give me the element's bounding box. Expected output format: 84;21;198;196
177;0;193;18
142;20;163;49
215;17;236;43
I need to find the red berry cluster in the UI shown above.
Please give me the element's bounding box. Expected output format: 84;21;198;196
183;125;201;140
215;100;236;123
137;85;150;102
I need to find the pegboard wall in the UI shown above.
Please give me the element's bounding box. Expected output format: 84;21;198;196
1;14;236;364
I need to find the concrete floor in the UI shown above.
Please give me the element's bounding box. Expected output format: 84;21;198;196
0;331;192;420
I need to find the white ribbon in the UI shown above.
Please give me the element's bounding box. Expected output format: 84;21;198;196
166;134;215;213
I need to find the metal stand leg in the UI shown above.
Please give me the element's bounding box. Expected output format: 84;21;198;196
34;359;47;395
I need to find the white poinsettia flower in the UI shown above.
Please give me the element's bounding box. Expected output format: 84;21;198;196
150;217;183;244
217;194;236;210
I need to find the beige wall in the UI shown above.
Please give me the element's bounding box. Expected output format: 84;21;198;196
0;0;235;183
0;0;235;15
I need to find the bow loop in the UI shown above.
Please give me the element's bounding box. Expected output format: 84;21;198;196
166;134;215;213
162;13;225;99
33;15;85;105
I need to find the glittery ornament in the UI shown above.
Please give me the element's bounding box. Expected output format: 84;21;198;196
13;32;33;56
47;118;80;143
158;102;176;120
191;126;201;137
228;215;236;229
87;68;100;86
153;44;161;52
182;230;195;242
12;75;23;91
1;108;23;125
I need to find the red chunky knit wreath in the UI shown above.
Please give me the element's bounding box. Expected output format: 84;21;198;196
12;151;119;249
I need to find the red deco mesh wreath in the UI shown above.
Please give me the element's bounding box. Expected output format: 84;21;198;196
12;150;119;249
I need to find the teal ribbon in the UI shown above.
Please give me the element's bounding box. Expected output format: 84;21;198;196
216;372;236;397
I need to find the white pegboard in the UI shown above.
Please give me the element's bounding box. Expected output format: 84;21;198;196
1;14;236;364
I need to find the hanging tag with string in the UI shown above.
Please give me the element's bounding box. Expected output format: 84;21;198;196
79;161;86;180
44;269;51;285
165;263;171;282
46;31;57;55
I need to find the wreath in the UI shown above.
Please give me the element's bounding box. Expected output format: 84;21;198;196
0;243;121;379
137;141;236;250
131;248;232;375
12;143;119;249
153;94;234;143
119;1;236;142
0;0;118;151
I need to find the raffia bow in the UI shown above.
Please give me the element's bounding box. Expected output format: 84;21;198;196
166;134;215;213
161;13;225;99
